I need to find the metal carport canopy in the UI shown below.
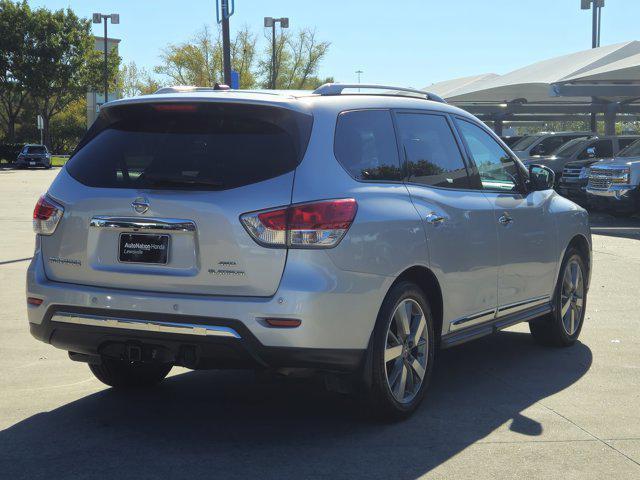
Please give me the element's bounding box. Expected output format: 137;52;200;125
425;41;640;133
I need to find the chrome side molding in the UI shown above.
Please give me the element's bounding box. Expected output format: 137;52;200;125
90;216;196;232
51;312;241;338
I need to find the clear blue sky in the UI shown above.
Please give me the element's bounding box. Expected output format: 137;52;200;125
27;0;640;87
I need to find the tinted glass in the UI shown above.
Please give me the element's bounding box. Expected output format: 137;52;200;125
618;138;637;150
334;110;402;181
553;137;588;157
511;134;542;150
25;146;46;154
594;139;613;158
396;113;469;188
456;119;519;192
618;139;640;157
66;103;313;190
538;136;565;155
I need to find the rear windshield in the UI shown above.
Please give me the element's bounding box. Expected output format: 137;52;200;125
66;102;313;190
25;146;46;154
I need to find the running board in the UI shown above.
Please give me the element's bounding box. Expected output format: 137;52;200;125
440;303;552;349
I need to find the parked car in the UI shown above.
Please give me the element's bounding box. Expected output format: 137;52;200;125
500;135;524;147
511;131;595;161
557;136;639;204
26;84;592;418
586;138;640;215
15;144;52;169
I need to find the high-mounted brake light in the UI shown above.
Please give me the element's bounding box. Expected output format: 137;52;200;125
240;199;357;249
152;104;198;112
33;195;64;235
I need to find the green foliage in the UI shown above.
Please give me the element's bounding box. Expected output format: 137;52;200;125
258;28;331;90
0;1;120;149
154;24;330;90
118;61;164;97
0;0;30;142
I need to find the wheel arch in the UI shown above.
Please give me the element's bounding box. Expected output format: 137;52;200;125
564;233;591;290
390;265;444;343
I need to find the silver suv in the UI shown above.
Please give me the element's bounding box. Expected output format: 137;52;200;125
26;84;592;417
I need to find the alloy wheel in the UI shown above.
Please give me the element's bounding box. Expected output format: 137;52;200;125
560;258;584;336
384;298;429;404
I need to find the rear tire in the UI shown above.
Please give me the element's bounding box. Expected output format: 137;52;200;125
366;281;435;419
89;357;172;388
529;247;587;347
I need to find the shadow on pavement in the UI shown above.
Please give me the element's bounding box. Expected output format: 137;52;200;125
0;331;592;479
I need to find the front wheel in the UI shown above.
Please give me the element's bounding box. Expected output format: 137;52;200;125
529;247;587;347
89;357;172;388
366;281;435;419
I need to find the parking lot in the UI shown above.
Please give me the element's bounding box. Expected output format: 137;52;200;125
0;167;639;479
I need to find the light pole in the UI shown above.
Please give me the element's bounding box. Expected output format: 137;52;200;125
581;1;605;132
92;13;119;105
264;17;289;89
355;70;363;91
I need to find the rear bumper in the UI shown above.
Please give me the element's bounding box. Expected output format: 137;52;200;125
26;247;391;368
29;306;363;372
16;157;49;167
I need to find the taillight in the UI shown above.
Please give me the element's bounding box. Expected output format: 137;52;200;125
240;198;357;249
33;195;64;235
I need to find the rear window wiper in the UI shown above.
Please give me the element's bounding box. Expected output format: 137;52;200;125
141;173;224;188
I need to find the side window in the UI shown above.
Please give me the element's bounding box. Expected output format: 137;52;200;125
395;113;470;188
594;139;613;158
537;136;564;155
618;138;637;150
455;119;520;192
334;110;402;181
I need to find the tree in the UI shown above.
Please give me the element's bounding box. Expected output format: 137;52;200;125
153;24;329;90
49;98;86;154
0;0;30;142
18;6;119;148
119;61;163;97
258;28;331;90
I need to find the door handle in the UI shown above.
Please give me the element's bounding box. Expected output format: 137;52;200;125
498;214;513;226
425;213;445;225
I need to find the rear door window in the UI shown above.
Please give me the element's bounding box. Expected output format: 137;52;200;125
395;113;470;189
66;103;313;190
334;109;402;181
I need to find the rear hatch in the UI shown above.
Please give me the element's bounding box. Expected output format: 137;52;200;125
42;100;313;296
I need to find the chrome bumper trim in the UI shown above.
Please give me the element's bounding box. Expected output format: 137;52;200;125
51;312;241;338
90;216;196;232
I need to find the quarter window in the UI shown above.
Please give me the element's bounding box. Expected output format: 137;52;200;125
334;110;402;181
395;113;470;188
456;119;520;192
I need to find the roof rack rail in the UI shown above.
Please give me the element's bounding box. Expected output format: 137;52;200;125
154;84;231;94
313;83;447;103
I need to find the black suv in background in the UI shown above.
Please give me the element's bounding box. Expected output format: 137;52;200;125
557;136;639;204
15;144;52;169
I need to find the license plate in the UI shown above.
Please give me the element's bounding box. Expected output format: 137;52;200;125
119;233;169;264
29;161;36;166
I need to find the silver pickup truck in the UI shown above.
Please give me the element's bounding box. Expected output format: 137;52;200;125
586;141;640;215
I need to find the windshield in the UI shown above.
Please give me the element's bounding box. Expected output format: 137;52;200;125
551;137;589;157
618;138;640;157
66;102;313;190
511;135;542;151
25;146;46;154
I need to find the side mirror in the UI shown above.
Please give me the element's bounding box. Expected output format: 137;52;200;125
585;146;596;158
528;164;555;191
